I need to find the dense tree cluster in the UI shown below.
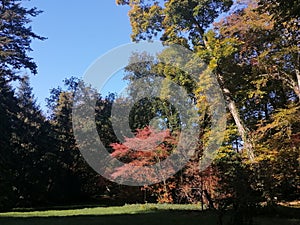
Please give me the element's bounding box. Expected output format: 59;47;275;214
112;0;300;223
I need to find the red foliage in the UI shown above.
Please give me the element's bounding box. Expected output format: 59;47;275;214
110;126;176;165
110;126;220;205
109;126;179;201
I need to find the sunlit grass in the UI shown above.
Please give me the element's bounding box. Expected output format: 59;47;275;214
0;204;299;225
0;204;201;218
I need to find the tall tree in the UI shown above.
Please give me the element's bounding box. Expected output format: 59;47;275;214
0;0;44;210
116;0;258;159
10;75;59;207
0;77;19;210
215;0;300;204
47;77;110;204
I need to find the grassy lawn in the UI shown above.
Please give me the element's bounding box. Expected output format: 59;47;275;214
0;204;299;225
0;204;200;217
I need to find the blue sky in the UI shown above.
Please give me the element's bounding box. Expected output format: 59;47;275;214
23;0;132;109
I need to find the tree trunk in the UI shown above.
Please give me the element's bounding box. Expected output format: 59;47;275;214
222;87;255;161
202;43;255;160
295;69;300;100
203;189;215;210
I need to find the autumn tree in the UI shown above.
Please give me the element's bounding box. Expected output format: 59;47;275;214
116;0;259;160
214;0;300;205
114;0;300;208
110;126;178;203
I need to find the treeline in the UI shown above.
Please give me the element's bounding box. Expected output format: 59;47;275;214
0;0;299;222
0;0;112;210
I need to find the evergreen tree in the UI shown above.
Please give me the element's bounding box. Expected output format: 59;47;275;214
0;0;44;210
0;0;45;80
0;78;19;210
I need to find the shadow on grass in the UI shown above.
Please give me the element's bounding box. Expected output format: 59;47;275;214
0;206;299;225
256;204;300;219
0;210;219;225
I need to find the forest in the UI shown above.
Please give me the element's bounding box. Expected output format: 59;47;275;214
0;0;299;224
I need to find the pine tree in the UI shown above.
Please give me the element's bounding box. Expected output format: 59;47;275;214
0;0;44;209
0;0;45;80
0;77;19;210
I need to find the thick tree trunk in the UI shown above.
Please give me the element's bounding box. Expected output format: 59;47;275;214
222;87;255;161
202;40;255;160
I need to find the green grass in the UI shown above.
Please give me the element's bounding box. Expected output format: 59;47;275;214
0;204;299;225
0;203;200;217
0;204;218;225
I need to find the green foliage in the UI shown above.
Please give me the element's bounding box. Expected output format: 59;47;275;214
0;0;46;210
253;104;300;201
117;0;233;46
0;0;45;79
